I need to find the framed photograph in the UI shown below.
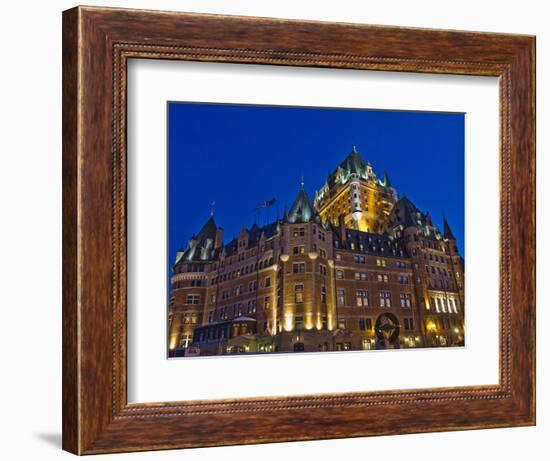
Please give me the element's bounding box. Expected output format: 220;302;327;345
62;6;535;455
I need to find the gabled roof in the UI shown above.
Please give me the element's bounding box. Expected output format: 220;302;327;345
223;220;280;257
286;187;318;224
177;216;219;263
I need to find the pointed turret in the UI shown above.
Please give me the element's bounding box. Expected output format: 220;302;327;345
443;216;456;240
340;145;366;175
389;195;422;228
286;186;317;224
425;212;433;227
179;215;221;262
383;172;392;188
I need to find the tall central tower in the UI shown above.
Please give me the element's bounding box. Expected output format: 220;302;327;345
314;146;397;232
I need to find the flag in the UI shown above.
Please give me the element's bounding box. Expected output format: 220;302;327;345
254;198;276;210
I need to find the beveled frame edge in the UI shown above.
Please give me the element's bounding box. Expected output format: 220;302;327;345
62;5;535;455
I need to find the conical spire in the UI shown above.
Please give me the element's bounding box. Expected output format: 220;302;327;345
180;215;219;262
443;216;456;240
286;185;317;224
383;172;392;188
339;146;366;175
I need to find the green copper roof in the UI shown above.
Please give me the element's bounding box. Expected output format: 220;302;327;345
339;146;366;175
286;187;318;224
180;216;219;262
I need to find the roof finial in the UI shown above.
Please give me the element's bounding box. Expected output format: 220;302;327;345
210;200;215;217
352;145;357;154
300;174;304;190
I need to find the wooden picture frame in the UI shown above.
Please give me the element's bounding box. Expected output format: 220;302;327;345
62;5;535;455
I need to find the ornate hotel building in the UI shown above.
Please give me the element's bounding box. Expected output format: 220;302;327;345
168;147;465;357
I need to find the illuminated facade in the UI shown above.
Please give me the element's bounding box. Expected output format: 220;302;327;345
314;146;397;233
168;147;465;357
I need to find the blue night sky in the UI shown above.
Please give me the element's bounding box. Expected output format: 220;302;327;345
168;102;464;275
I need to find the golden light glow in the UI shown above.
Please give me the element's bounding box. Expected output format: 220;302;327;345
427;321;437;332
327;314;335;331
316;315;323;330
284;312;294;332
305;313;314;330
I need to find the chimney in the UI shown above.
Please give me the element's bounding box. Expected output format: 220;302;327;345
339;215;347;243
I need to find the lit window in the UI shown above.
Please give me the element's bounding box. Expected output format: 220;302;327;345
293;227;305;238
336;269;344;279
293;246;305;255
400;293;411;308
356;290;369;307
179;334;193;348
337;289;346;307
295;284;304;303
451;298;458;313
321;285;327;304
362;338;374;350
379;291;391;307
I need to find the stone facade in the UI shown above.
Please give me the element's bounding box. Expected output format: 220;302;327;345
168;147;465;357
